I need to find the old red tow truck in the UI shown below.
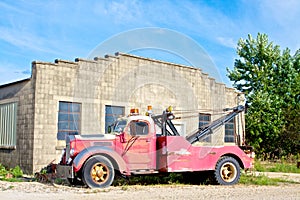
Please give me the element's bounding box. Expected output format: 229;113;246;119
56;105;254;188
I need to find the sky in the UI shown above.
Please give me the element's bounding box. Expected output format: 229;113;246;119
0;0;300;86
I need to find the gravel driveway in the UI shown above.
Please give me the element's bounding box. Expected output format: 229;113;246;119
1;178;299;200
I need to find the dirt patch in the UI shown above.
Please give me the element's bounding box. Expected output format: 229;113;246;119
0;180;299;200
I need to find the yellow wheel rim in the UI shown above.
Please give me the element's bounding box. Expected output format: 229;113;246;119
220;162;237;182
90;163;109;184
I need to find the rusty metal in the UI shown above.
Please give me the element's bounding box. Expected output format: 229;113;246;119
35;160;57;183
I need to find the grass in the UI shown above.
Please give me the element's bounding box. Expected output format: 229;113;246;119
238;158;300;186
254;160;300;173
240;173;297;185
238;158;300;185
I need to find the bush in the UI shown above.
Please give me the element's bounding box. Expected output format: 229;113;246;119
0;164;23;181
10;166;23;178
0;164;7;177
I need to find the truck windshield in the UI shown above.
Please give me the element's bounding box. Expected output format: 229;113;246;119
113;120;127;133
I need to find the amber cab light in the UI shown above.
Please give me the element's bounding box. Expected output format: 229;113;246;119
130;108;139;115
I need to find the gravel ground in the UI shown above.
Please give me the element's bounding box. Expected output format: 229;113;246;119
0;173;299;200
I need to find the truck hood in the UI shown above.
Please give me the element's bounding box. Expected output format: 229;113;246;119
74;134;116;140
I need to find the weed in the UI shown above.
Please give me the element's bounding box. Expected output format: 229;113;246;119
240;174;296;185
8;185;14;189
0;164;7;178
0;164;24;182
121;185;129;191
255;160;300;173
10;166;23;178
268;163;300;173
54;178;64;184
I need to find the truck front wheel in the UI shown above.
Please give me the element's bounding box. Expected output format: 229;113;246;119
82;155;115;188
214;156;240;185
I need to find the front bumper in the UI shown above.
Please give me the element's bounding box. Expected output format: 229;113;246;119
56;164;74;179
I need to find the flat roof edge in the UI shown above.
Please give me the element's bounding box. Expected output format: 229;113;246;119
0;78;31;88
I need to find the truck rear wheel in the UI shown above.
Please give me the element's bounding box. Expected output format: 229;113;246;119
82;155;115;188
214;156;240;185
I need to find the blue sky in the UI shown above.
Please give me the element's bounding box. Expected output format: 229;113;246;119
0;0;299;86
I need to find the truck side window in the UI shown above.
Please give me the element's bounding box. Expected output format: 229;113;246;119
129;121;149;136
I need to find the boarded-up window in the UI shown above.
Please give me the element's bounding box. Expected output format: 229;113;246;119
199;113;211;142
57;102;81;140
225;118;235;143
0;102;17;149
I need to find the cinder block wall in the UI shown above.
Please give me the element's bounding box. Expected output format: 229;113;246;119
0;78;35;174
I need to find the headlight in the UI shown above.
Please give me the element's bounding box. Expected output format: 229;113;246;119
70;148;75;156
61;149;66;156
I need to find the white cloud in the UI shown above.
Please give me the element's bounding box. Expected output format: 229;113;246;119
254;0;300;52
259;0;300;26
216;37;236;49
0;62;30;85
92;0;145;25
0;26;57;54
0;1;66;56
0;1;33;16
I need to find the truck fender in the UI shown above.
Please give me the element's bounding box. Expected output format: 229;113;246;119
72;146;129;175
219;152;252;169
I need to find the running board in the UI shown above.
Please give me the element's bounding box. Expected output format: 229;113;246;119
131;169;159;175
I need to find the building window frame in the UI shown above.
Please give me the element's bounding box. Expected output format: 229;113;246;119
105;105;125;133
199;113;211;142
57;101;81;140
225;118;235;143
0;102;17;149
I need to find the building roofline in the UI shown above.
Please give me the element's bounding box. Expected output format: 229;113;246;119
1;52;234;89
55;59;78;65
75;58;99;63
115;52;231;87
115;52;203;72
0;78;31;89
32;60;57;65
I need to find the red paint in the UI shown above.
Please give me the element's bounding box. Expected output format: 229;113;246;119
62;114;254;176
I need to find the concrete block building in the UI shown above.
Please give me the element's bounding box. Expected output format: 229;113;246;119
0;53;244;174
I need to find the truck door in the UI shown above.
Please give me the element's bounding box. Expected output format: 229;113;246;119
121;120;156;170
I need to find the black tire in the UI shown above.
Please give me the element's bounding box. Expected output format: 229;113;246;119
82;155;115;188
183;171;210;185
67;177;84;186
213;156;240;185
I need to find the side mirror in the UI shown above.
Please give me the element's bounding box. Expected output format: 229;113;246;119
120;132;126;143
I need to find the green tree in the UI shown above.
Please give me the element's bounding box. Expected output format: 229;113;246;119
227;33;300;158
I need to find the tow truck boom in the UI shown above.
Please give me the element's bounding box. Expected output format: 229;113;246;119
186;105;245;144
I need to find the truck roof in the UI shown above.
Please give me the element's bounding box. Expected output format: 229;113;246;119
126;114;157;134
